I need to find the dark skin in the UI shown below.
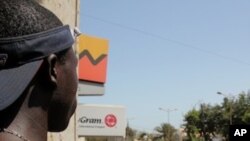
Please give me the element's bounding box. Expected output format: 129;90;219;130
0;47;78;141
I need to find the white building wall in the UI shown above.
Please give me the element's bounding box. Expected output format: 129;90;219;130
36;0;80;27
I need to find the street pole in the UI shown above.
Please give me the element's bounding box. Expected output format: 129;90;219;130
229;100;233;125
217;92;234;125
200;104;206;141
159;107;177;124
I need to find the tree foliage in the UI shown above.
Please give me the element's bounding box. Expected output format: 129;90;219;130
126;126;137;141
154;123;176;141
183;91;250;141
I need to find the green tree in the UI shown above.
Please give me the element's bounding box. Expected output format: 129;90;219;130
183;109;201;140
126;126;137;141
183;91;250;141
154;123;176;141
183;104;216;141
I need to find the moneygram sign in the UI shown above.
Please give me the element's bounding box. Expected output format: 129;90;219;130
78;114;117;128
77;104;126;137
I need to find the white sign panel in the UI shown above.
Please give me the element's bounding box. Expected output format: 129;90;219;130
77;104;126;137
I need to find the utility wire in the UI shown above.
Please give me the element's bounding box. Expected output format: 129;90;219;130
82;14;250;67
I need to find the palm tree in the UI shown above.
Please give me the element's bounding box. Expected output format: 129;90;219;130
154;123;176;141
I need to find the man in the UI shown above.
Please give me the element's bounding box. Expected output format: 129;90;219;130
0;0;79;140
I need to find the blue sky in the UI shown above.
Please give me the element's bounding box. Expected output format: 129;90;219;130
79;0;250;132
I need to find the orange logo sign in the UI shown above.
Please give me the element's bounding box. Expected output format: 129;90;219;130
78;35;109;83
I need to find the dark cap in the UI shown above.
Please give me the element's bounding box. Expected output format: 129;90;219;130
0;25;75;111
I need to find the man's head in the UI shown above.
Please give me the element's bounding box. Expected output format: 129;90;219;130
0;0;78;131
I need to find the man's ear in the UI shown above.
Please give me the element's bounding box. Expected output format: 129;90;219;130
45;54;58;86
